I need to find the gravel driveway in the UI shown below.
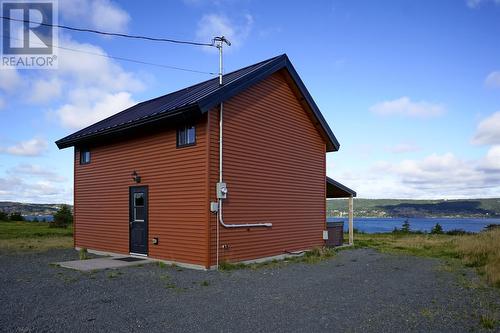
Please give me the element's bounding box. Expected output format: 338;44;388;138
0;248;499;332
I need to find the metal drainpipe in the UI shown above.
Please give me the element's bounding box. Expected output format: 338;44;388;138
214;37;272;269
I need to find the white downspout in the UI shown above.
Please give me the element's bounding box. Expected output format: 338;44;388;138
214;36;271;269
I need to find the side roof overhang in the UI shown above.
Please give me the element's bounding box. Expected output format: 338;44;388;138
56;54;340;151
326;177;357;198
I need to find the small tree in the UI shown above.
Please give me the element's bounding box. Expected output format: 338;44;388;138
9;212;24;221
0;210;8;221
51;205;73;228
401;219;411;233
431;223;443;234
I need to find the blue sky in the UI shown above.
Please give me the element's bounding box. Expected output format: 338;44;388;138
1;0;500;203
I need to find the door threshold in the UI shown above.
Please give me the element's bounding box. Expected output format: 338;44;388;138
129;252;148;257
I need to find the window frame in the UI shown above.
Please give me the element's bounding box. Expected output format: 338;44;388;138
79;148;91;165
176;124;196;148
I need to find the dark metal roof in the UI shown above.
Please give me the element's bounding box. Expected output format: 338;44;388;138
326;177;357;198
56;54;340;151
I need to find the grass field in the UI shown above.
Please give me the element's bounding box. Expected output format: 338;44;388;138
0;220;73;252
354;229;500;287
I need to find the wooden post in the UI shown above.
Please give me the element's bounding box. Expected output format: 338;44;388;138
348;195;354;245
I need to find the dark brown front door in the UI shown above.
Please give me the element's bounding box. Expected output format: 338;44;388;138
129;186;148;255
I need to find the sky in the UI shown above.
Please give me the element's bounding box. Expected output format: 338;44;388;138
1;0;500;203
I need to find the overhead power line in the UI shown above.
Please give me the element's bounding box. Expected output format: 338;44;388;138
0;35;217;76
0;16;214;47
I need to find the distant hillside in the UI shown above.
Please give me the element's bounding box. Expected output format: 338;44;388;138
327;198;500;218
2;199;499;219
0;202;72;217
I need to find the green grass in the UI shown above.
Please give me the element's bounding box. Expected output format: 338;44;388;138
479;314;497;329
354;229;500;287
0;220;73;252
106;271;123;279
353;233;460;259
0;220;73;239
219;247;337;271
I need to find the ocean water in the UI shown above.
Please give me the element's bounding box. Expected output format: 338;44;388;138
23;215;54;222
327;217;500;233
21;216;500;233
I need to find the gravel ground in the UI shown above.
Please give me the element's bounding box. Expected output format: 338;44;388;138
1;248;499;333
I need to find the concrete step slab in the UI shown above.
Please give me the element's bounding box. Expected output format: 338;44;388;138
55;257;153;271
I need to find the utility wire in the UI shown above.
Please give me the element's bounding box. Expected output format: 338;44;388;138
0;16;214;47
1;35;217;75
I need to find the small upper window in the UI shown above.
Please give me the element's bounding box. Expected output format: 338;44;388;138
80;148;91;164
177;125;196;147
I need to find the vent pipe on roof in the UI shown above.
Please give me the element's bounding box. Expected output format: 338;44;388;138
212;36;272;270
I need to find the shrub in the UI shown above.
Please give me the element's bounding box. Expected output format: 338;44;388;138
446;229;473;236
484;224;500;232
479;314;497;329
431;223;443;234
79;248;89;260
401;219;411;233
51;205;73;228
0;210;9;221
9;212;24;221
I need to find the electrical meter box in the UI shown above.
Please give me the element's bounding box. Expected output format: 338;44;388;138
217;182;228;199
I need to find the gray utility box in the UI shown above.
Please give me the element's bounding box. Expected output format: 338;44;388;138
326;221;344;247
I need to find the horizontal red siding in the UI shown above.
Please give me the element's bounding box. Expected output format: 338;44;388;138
209;70;326;265
74;115;209;266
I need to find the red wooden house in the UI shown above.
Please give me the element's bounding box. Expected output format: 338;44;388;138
56;54;356;269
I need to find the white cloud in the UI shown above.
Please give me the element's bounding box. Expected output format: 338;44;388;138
386;143;421;154
196;13;253;49
0;175;71;203
0;138;48;156
472;111;500;145
30;78;62;104
56;37;144;92
331;150;500;199
370;97;445;118
481;145;500;170
466;0;500;8
0;164;70;203
0;67;22;93
0;4;143;131
57;91;135;129
485;71;500;88
39;35;145;129
8;164;66;182
60;0;130;32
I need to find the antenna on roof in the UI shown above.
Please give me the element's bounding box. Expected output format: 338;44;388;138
212;36;231;270
212;36;231;86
